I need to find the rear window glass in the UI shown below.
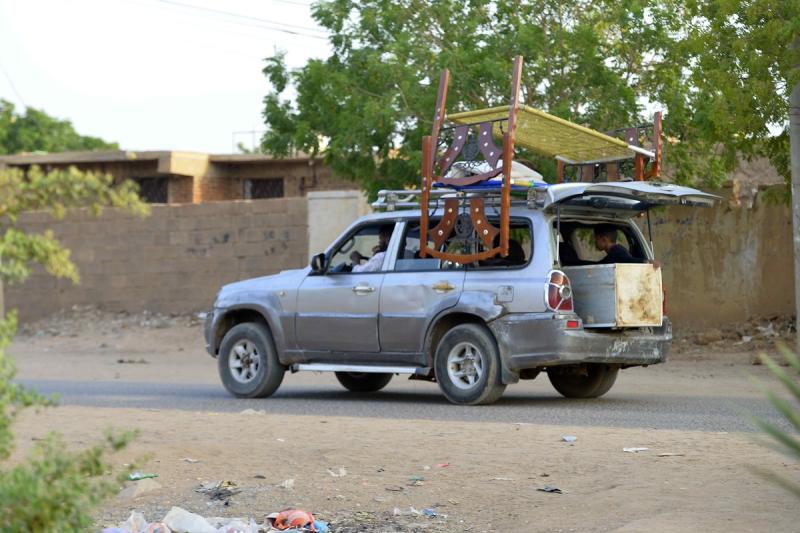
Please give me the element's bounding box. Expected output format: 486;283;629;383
557;221;645;266
569;227;632;262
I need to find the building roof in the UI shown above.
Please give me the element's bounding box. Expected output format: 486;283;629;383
209;152;318;164
0;150;175;165
0;150;322;166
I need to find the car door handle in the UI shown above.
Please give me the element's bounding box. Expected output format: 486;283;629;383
432;281;456;293
352;284;375;295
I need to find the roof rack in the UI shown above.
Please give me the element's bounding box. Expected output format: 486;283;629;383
371;188;531;212
371;189;455;211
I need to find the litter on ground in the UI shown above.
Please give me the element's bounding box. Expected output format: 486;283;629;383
623;447;649;453
102;507;329;533
537;485;563;494
128;472;158;481
326;467;347;477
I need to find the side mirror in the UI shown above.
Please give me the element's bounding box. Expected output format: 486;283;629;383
310;252;327;274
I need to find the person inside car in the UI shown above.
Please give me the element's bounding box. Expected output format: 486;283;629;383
478;236;526;267
593;224;660;268
350;225;393;272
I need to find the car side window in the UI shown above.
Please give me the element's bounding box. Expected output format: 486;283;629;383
393;220;532;271
568;225;635;262
393;222;447;272
472;222;532;269
328;222;396;274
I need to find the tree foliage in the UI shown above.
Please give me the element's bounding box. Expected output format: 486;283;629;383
648;0;800;185
0;99;117;155
261;0;799;195
0;165;146;530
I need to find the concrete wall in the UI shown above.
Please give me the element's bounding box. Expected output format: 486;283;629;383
3;188;795;329
654;190;795;328
6;198;308;322
306;190;370;260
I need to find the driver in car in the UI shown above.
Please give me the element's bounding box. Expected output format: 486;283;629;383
350;225;393;272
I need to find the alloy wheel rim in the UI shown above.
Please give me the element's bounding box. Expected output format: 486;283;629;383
446;341;484;390
228;340;261;384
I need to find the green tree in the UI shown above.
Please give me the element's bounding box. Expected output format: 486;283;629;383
646;0;800;186
0;99;117;155
261;0;799;195
0;165;146;530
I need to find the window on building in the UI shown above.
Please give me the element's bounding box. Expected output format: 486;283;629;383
244;178;284;199
133;177;169;203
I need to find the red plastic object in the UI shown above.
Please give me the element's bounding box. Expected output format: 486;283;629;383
274;509;316;531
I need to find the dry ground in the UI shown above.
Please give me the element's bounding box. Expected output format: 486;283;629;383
6;309;799;532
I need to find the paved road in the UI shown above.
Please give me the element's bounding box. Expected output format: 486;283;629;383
19;368;783;433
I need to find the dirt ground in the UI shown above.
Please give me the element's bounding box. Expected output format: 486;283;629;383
7;308;800;532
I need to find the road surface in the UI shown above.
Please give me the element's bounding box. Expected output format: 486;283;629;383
18;362;782;432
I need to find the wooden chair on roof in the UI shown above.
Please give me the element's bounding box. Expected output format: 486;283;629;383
419;56;523;263
418;55;663;262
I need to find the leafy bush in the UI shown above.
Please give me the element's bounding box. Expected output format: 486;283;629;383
752;344;800;497
0;165;146;530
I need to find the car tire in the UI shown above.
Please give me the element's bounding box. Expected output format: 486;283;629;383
334;372;393;393
547;364;619;399
218;322;285;398
434;323;506;405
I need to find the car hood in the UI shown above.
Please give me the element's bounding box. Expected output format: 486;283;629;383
215;267;308;306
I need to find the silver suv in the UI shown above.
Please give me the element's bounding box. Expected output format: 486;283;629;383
204;181;716;405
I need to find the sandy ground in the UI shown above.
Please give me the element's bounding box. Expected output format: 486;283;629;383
6;310;800;532
10;406;797;532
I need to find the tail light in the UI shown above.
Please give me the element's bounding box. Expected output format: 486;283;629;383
662;287;667;316
546;270;573;312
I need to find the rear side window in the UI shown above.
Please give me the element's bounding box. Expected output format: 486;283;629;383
394;219;532;271
558;221;645;265
570;227;632;262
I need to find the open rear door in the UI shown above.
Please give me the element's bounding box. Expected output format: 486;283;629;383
543;181;720;214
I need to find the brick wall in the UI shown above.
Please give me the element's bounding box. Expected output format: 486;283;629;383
168;175;194;203
6;198;309;322
4;188;795;329
193;176;241;203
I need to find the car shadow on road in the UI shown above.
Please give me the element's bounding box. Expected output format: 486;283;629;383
270;386;644;408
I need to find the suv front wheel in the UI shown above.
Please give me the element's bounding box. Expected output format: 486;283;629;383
434;323;506;405
218;322;285;398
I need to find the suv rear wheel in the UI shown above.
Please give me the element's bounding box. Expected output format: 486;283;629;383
335;372;393;393
218;322;285;398
548;364;618;398
434;323;506;405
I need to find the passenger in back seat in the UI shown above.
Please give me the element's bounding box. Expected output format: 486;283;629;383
593;224;648;265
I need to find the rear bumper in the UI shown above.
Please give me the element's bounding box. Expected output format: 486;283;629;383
489;313;671;371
